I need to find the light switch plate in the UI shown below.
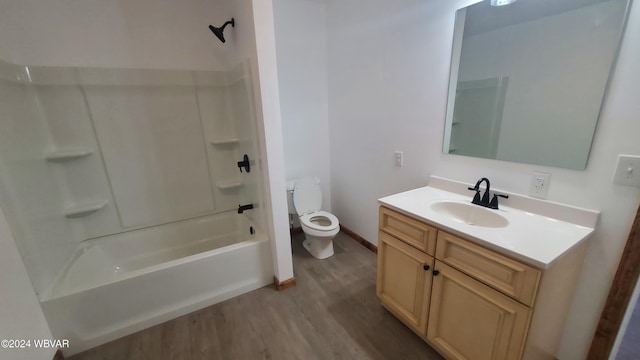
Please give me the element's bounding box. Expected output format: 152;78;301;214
394;151;403;167
612;155;640;187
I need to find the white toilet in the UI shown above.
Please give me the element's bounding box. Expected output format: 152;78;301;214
286;176;340;259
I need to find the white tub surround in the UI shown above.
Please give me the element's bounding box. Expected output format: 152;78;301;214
378;176;599;269
0;58;264;296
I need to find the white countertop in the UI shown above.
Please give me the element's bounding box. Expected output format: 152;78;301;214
378;179;599;269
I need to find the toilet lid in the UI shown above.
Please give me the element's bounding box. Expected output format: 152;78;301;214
293;177;322;215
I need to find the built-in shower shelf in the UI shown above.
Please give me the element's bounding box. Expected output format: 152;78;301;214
64;200;108;218
216;181;244;190
45;148;94;162
210;138;239;146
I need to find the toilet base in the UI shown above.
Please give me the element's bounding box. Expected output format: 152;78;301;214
303;236;334;259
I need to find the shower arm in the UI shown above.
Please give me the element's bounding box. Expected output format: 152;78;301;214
219;19;234;31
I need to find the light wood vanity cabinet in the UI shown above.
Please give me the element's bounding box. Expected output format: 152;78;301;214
377;206;585;360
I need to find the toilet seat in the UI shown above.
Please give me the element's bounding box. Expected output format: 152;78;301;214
299;211;339;232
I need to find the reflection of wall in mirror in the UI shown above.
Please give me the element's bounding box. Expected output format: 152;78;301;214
458;0;626;169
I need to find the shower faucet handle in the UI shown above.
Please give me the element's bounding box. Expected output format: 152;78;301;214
237;154;250;173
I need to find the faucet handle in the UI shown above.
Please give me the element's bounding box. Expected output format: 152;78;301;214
489;194;509;209
468;186;481;205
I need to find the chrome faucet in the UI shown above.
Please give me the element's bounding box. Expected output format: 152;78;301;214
468;178;508;210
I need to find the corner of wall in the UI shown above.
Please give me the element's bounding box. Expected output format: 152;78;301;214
247;0;294;281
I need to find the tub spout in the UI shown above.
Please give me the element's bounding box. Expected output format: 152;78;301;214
238;204;254;214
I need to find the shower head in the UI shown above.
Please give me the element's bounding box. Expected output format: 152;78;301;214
208;18;235;43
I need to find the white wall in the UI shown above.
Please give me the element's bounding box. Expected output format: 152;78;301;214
0;0;233;70
328;0;470;239
237;0;294;282
326;0;640;359
0;205;54;360
273;0;331;212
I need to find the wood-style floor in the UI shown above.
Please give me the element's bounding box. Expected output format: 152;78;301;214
69;231;443;360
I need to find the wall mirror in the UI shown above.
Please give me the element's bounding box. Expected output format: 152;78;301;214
443;0;631;170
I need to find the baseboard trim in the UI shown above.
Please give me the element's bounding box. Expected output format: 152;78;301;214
53;349;65;360
273;276;296;291
341;225;377;254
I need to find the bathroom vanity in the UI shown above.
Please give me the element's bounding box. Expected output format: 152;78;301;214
376;177;599;360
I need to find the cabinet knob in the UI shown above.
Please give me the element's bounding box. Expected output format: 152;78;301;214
433;270;440;276
423;264;430;271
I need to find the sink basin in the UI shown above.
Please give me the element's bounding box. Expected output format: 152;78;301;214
430;201;509;228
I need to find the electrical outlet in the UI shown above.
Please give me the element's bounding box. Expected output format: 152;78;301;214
529;172;550;199
394;151;403;167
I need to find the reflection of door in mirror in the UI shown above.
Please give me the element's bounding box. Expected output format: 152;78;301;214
450;77;508;159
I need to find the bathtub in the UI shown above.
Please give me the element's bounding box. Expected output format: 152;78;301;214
39;211;273;355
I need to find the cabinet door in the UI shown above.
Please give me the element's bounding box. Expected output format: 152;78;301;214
427;261;531;360
377;231;434;335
